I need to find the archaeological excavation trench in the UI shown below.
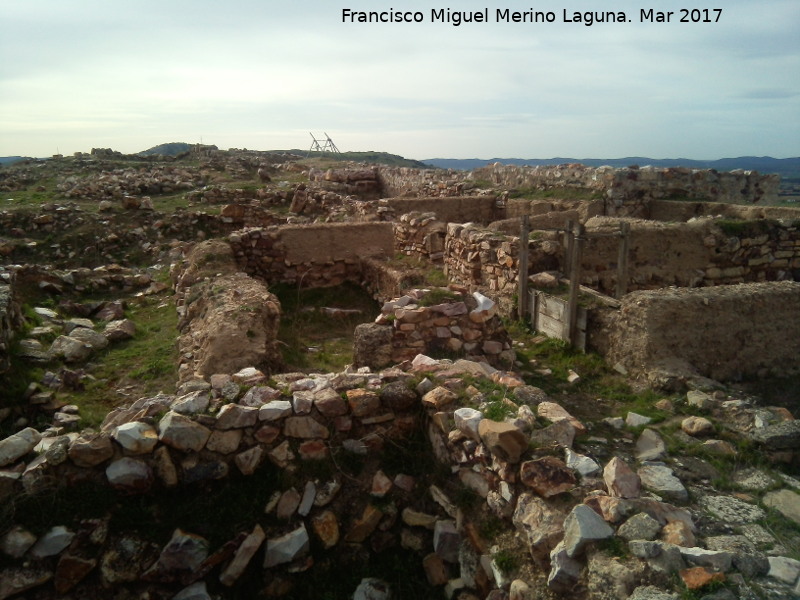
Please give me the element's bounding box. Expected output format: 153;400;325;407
1;150;799;600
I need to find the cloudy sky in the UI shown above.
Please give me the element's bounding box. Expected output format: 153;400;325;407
1;0;798;160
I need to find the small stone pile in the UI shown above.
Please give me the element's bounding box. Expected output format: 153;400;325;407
355;289;515;369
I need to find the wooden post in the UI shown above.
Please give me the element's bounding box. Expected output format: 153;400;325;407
564;220;575;279
563;222;584;345
517;214;530;321
616;221;631;299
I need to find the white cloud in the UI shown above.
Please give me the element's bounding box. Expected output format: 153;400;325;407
1;0;798;158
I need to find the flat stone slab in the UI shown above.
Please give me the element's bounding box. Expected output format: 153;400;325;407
699;495;766;524
763;489;800;525
638;464;688;504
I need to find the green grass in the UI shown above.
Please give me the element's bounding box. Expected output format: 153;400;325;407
715;219;777;238
67;294;179;427
492;548;520;575
271;282;379;373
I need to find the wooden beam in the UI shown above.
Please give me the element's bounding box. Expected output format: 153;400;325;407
563;222;584;345
517;214;530;321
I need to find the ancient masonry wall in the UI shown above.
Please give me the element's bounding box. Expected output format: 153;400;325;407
582;217;800;294
647;199;800;222
395;214;800;310
172;241;283;384
229;222;394;291
384;196;503;225
377;167;471;197
355;290;514;369
470;163;780;206
595;281;800;382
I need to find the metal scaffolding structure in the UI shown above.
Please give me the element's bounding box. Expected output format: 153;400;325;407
308;132;341;156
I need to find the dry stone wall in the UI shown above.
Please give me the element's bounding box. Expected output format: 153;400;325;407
0;204;238;267
648;199;800;222
384;196;503;225
229;222;394;289
377;167;470;197
443;224;562;316
471;163;780;207
393;212;447;263
354;289;515;369
582;217;800;295
594;281;800;383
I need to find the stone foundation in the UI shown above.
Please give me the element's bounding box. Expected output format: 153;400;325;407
229;222;394;289
594;281;800;383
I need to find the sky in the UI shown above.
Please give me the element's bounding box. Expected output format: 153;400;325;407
1;0;798;160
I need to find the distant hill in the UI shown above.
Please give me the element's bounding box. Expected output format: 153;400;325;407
138;142;195;157
283;149;428;168
0;156;28;166
422;156;800;178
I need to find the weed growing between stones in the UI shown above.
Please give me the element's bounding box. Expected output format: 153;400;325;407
271;282;380;373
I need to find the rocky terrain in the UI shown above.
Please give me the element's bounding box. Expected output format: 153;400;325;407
0;147;798;600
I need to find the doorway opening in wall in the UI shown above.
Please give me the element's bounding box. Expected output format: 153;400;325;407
269;282;380;373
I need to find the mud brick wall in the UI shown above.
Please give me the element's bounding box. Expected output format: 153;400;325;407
229;222;394;289
597;281;800;382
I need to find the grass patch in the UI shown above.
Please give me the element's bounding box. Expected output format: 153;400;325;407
68;294;178;427
492;548;520;575
271;282;379;373
715;219;777;238
760;506;800;561
418;287;460;307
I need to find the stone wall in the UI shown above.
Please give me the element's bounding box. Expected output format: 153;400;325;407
594;281;800;383
505;198;605;228
581;217;800;295
648;199;800;223
229;222;394;289
354;289;514;369
384;196;503;225
308;166;382;199
393;212;447;263
470;163;780;207
377;167;470;197
443;224;561;316
186;185;292;206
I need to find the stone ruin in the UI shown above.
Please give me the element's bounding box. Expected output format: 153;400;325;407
0;150;799;600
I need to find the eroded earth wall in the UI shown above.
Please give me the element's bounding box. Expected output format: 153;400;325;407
598;281;800;382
